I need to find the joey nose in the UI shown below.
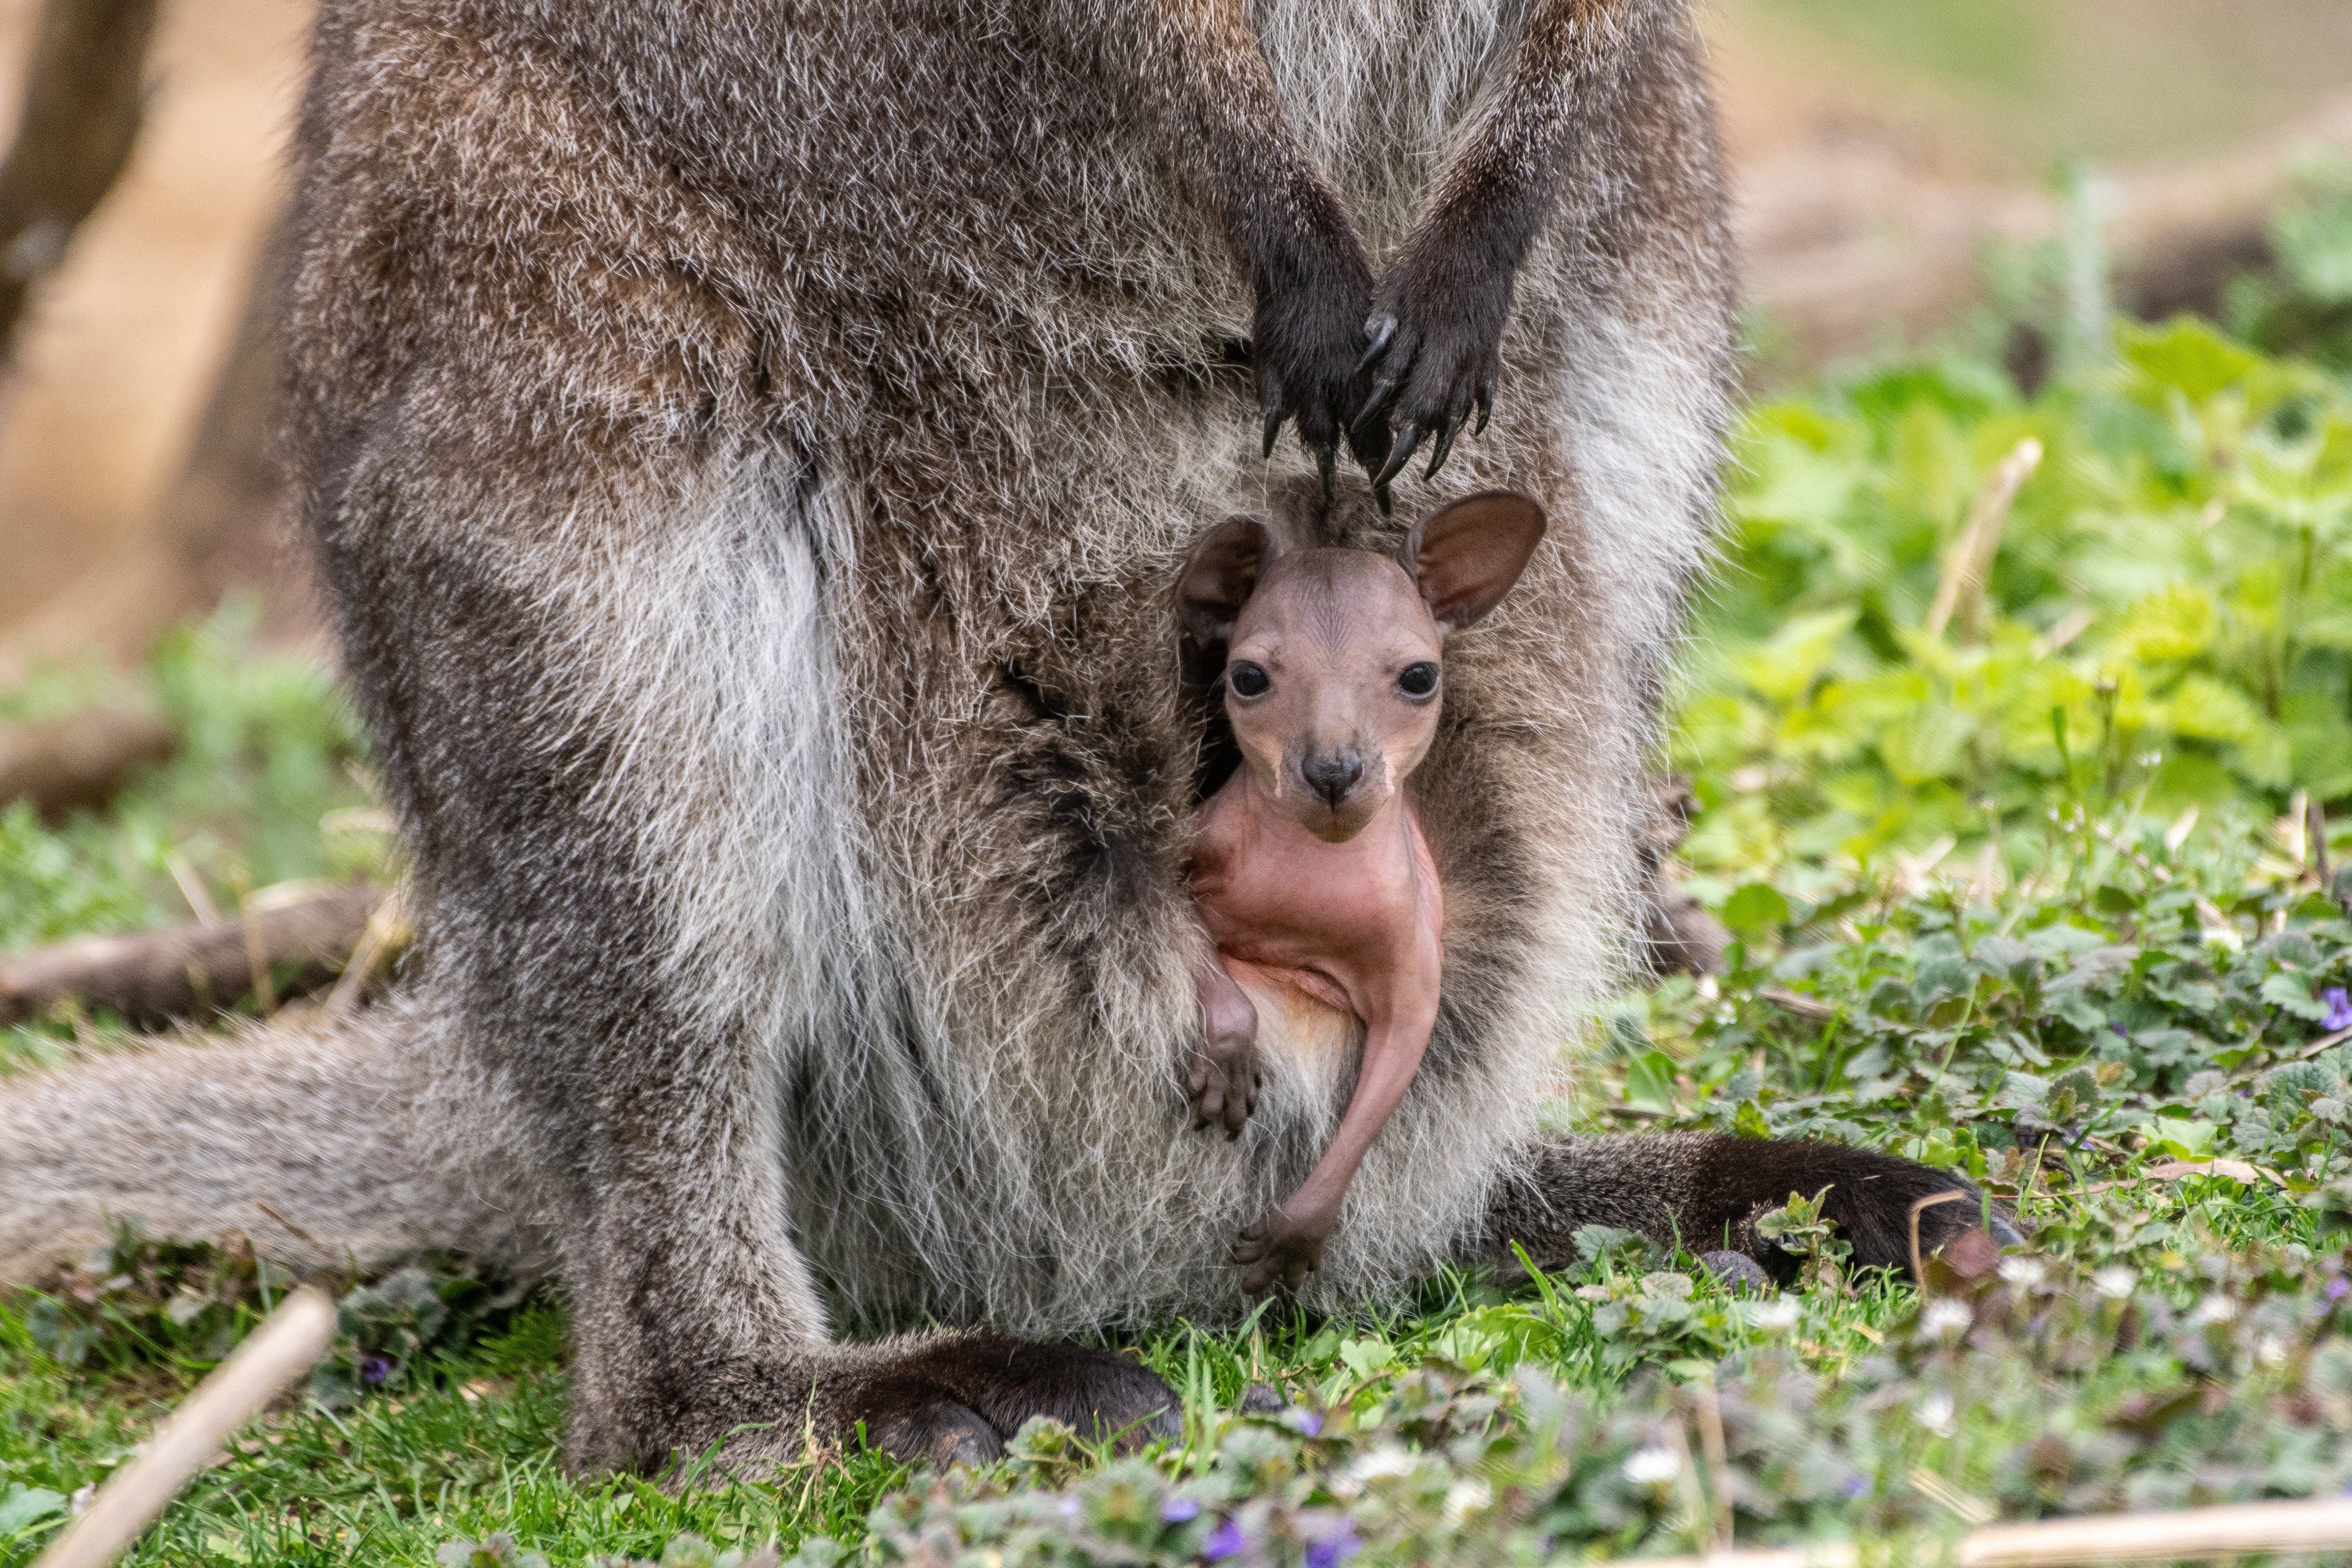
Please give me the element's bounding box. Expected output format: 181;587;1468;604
1302;753;1364;807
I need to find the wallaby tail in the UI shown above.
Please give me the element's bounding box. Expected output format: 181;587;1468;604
0;996;553;1285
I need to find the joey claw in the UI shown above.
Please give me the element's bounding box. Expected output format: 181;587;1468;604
1261;407;1283;460
1353;378;1401;435
1353;314;1398;377
1473;379;1493;437
1374;479;1394;517
1316;442;1336;501
1374;424;1422;491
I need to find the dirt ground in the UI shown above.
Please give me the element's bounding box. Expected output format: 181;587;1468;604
0;0;2347;654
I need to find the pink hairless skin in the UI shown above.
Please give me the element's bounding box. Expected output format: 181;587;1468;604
1175;492;1548;1294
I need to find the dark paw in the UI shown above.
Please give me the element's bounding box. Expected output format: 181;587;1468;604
1351;237;1514;501
864;1399;1003;1467
1695;1248;1773;1297
1232;1205;1329;1295
1697;1137;2023;1283
810;1334;1179;1470
1251;237;1378;497
1237;1382;1288;1416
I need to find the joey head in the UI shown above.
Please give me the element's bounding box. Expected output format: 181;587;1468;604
1177;492;1548;1294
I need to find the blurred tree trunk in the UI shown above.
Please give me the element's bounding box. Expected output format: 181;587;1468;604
0;0;160;356
0;227;310;683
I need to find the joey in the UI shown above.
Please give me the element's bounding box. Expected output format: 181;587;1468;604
1178;492;1547;1293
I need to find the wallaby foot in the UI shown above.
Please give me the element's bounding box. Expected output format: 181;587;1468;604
659;1334;1179;1476
1480;1133;2025;1287
1232;1201;1332;1295
1186;958;1261;1137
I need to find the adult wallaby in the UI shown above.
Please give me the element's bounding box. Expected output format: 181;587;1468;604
0;0;2015;1476
1181;493;1548;1294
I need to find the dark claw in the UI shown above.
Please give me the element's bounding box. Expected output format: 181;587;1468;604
1374;480;1393;516
1354;314;1398;376
1423;411;1462;481
1316;442;1336;501
1374;424;1422;490
1262;407;1283;460
1353;377;1401;435
1474;366;1497;436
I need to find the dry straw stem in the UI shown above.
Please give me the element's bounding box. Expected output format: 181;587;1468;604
32;1288;336;1568
1927;438;2044;644
1634;1496;2352;1567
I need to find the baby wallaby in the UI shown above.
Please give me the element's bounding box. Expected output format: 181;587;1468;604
1177;492;1548;1293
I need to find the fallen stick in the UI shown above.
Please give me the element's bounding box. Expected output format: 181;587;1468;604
1633;1495;2352;1567
32;1288;335;1568
0;881;381;1028
0;708;177;821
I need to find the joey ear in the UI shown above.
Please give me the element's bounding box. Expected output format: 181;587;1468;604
1178;515;1277;645
1398;491;1547;630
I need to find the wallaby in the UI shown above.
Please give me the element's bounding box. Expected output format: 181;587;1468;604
1179;492;1547;1293
0;0;2017;1478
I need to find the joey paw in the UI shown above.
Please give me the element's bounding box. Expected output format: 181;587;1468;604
1232;1204;1331;1295
1187;979;1261;1137
1187;1048;1261;1136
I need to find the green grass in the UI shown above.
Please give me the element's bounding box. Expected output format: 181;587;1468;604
7;307;2352;1563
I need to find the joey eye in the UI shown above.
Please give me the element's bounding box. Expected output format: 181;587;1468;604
1397;662;1440;699
1226;661;1271;699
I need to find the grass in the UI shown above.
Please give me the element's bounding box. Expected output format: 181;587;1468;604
7;294;2352;1563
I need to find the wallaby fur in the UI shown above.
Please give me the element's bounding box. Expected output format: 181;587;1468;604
0;0;2005;1474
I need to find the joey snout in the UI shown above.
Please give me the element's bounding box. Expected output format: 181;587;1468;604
1286;740;1388;840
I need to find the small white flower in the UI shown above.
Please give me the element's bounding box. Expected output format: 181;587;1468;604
1745;1296;1801;1334
1350;1447;1418;1482
2190;1293;2240;1327
1443;1478;1494;1524
2092;1266;2138;1300
2203;924;2245;953
1916;1392;1958;1437
69;1485;94;1517
1623;1446;1683;1486
1919;1299;1973;1338
2258;1335;2291;1367
1059;1495;1083;1518
1996;1257;2046;1289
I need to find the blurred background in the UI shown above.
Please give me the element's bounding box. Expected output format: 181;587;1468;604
0;0;2349;677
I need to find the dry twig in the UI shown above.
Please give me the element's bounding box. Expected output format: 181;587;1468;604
0;882;383;1028
31;1289;335;1568
1635;1494;2352;1565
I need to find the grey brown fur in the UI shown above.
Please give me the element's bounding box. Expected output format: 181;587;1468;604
0;0;2003;1474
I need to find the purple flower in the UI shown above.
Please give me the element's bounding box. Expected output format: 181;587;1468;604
2325;988;2352;1032
1201;1516;1247;1562
2110;1022;2130;1039
1304;1528;1361;1568
1160;1497;1201;1524
1840;1474;1871;1500
2329;1276;2350;1303
359;1353;393;1386
1292;1409;1322;1437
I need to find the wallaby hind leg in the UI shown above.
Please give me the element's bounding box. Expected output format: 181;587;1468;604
1476;1133;2024;1285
